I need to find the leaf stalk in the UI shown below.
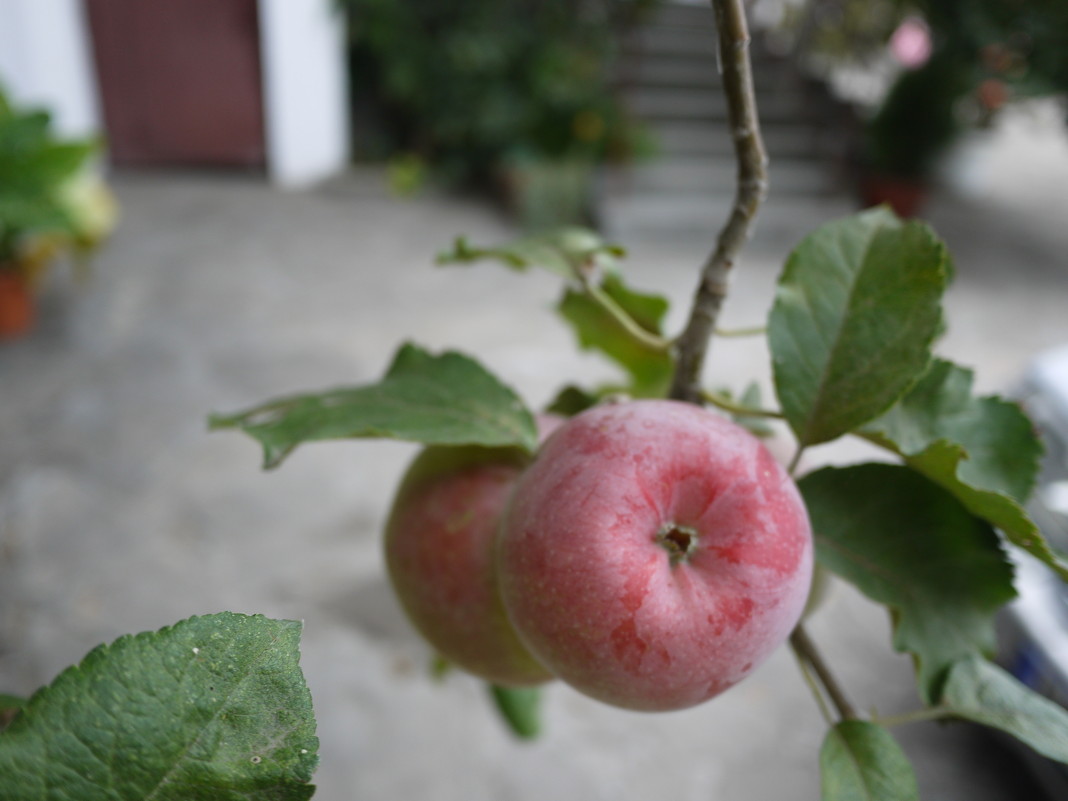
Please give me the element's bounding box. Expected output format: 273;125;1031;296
581;277;673;352
702;390;784;419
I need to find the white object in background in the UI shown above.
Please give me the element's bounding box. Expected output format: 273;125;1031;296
0;0;101;138
258;0;351;189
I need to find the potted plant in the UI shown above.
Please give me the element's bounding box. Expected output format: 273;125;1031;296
858;44;972;217
341;0;655;230
781;0;1068;217
0;87;117;339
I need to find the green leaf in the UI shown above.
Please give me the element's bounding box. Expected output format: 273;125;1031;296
861;359;1067;579
0;612;318;800
800;464;1017;703
865;359;1040;501
437;227;625;279
210;343;538;468
544;385;599;417
435;228;666;396
557;273;673;396
488;685;542;740
942;656;1068;764
769;208;948;447
820;720;919;801
715;382;776;437
908;441;1068;580
0;694;23;710
0;694;24;732
0;93;97;256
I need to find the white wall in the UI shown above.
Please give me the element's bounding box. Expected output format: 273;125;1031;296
258;0;351;188
0;0;101;138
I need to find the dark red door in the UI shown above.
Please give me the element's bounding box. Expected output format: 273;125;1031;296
85;0;266;168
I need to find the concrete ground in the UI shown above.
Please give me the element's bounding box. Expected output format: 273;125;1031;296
2;104;1067;800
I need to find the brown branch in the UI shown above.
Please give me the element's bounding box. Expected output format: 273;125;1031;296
669;0;769;403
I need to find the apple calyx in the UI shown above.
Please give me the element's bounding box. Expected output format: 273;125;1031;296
656;522;699;564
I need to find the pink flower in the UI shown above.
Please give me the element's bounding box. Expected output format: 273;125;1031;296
890;17;932;69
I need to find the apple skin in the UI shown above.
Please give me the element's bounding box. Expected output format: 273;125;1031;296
384;425;560;687
497;400;813;711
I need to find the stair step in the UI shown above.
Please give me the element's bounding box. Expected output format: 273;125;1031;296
635;1;718;32
598;191;857;242
646;121;840;160
628;87;821;123
624;23;788;62
618;56;803;92
600;1;859;239
625;26;716;60
609;158;840;197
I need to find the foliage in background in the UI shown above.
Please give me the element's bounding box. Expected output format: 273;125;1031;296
0;86;117;283
864;47;972;179
338;0;658;188
784;0;1068;179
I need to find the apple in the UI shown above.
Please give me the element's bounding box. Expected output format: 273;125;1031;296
497;400;813;711
384;423;560;687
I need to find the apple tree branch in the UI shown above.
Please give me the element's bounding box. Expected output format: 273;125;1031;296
669;0;769;403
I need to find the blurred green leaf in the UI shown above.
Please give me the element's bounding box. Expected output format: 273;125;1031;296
942;656;1068;764
488;685;542;740
769;208;948;447
437;227;625;279
713;382;776;437
210;342;538;468
0;694;24;710
558;273;673;397
800;464;1016;703
0;694;24;732
820;720;919;801
0;613;318;800
544;385;600;417
0;88;97;257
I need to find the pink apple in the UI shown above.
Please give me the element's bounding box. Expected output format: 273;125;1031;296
497;400;813;711
384;420;561;687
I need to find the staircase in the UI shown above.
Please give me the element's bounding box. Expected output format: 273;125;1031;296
599;1;858;242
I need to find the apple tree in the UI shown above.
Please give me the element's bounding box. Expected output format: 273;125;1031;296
3;1;1067;798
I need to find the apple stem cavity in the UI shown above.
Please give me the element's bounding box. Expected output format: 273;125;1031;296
656;523;699;565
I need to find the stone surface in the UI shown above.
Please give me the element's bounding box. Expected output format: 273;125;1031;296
2;103;1068;799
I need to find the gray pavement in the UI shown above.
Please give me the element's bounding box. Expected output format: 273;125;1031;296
2;111;1068;800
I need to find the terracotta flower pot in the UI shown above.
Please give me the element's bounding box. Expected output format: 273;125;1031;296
0;271;35;340
858;173;929;219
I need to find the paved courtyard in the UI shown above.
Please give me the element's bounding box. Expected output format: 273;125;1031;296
2;104;1068;799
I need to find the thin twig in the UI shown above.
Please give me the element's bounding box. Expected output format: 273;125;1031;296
786;445;805;476
583;279;673;352
790;644;835;725
789;624;858;722
714;324;767;338
701;390;784;419
876;706;955;729
668;0;769;403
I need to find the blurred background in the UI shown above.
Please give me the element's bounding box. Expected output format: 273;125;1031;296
2;1;1068;799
